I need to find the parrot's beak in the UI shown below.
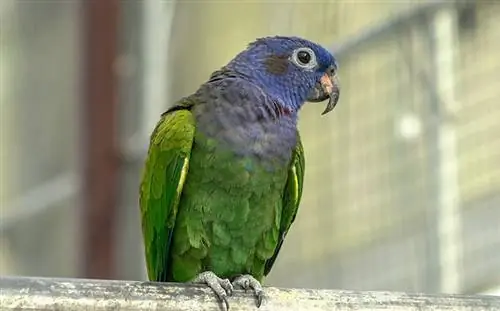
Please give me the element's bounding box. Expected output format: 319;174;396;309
307;66;340;115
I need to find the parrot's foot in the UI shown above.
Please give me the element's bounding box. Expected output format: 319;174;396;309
232;274;264;308
191;271;233;311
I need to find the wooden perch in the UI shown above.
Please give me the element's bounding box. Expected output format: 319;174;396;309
1;276;499;310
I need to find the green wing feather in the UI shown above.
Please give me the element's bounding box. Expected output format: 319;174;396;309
263;131;305;276
139;99;195;281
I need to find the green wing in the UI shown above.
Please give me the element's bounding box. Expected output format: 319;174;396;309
264;132;305;276
139;100;195;282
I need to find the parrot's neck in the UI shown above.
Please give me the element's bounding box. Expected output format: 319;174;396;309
225;60;306;113
192;78;298;166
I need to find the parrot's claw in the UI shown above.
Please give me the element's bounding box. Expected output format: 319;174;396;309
191;271;233;311
232;274;265;308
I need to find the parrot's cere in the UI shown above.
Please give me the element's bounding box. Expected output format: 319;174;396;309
139;36;340;310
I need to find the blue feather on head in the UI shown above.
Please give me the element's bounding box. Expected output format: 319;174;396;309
226;36;340;115
191;36;340;166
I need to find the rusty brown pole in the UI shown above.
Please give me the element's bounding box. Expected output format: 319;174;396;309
81;0;120;279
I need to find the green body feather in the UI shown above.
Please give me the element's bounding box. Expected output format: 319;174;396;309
139;98;304;283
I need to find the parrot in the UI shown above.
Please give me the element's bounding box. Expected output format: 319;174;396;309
139;36;340;310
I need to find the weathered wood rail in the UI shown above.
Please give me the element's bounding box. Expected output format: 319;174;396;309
1;276;499;310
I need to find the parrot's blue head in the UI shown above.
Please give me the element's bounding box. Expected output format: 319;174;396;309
226;36;340;115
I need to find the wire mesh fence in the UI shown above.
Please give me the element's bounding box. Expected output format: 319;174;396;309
1;0;499;296
0;0;82;277
265;1;500;294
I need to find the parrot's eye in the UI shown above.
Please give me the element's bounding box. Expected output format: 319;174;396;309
291;47;317;71
297;51;311;64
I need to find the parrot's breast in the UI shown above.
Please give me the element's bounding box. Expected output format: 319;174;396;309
170;135;290;281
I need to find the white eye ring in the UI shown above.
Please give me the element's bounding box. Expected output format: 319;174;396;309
290;47;318;71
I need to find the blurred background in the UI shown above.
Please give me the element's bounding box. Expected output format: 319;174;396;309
1;0;499;297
